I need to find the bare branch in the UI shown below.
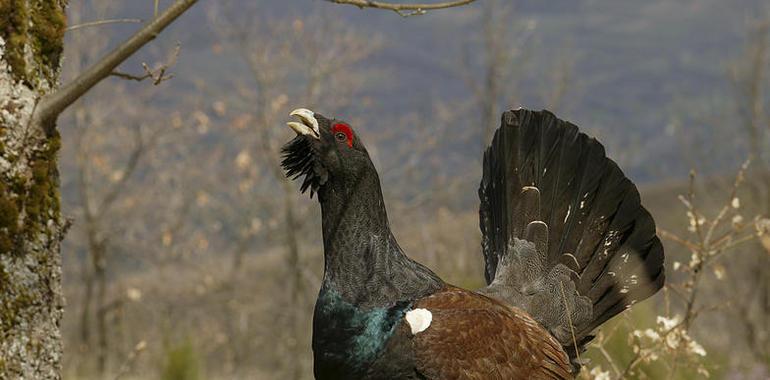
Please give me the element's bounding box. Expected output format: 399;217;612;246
109;68;168;83
110;44;180;85
66;18;144;32
657;228;699;252
327;0;477;16
32;0;198;131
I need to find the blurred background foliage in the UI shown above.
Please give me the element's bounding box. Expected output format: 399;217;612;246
58;0;769;378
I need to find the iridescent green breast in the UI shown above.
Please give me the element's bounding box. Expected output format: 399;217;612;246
312;287;411;379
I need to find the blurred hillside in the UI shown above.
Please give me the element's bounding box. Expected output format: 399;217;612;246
60;172;770;379
80;0;767;182
57;0;770;379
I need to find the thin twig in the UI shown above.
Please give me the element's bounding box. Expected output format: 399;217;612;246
666;283;691;302
686;170;707;247
110;70;154;82
657;228;699;251
704;159;749;244
111;44;180;85
710;233;756;259
113;340;147;380
326;0;477;16
32;0;198;132
66;18;144;32
598;344;622;378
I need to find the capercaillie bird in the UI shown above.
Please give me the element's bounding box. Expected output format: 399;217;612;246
281;108;665;379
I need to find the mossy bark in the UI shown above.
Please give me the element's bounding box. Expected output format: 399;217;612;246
0;1;68;378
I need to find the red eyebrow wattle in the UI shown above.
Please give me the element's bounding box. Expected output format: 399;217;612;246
332;123;354;147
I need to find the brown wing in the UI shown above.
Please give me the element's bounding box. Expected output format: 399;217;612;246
412;287;572;380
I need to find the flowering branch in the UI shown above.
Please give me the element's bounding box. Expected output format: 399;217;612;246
582;160;765;379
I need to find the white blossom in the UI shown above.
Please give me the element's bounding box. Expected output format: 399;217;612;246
665;333;680;350
126;288;142;302
657;315;681;331
688;339;707;356
644;328;660;341
589;366;611;380
712;265;725;280
689;253;702;268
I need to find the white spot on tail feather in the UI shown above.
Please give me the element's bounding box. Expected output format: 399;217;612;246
405;308;432;335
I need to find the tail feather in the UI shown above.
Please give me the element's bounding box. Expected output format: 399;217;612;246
478;109;665;364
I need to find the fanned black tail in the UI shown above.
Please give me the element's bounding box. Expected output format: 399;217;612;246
478;109;665;365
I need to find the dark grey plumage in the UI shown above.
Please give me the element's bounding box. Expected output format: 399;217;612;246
281;107;664;379
281;111;444;379
478;109;665;363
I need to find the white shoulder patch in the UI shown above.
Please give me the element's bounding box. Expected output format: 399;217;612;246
405;308;432;335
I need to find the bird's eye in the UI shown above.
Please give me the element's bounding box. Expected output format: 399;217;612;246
331;123;354;148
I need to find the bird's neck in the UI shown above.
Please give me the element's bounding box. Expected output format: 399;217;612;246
317;170;442;308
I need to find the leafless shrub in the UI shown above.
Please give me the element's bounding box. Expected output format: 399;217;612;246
582;161;766;379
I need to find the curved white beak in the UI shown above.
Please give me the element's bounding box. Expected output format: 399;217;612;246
287;108;320;139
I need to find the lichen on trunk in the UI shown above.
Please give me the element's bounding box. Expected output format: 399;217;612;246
0;0;68;378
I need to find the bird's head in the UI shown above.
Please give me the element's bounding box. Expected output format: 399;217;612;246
281;108;376;197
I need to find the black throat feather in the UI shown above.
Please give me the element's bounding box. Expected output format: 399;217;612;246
317;165;442;308
281;136;328;197
282;128;444;380
281;135;442;308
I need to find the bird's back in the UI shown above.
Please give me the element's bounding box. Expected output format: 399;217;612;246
409;286;572;380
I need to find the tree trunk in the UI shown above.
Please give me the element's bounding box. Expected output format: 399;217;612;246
0;1;68;378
